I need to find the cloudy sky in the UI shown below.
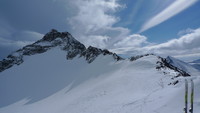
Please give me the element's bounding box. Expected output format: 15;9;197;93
0;0;200;61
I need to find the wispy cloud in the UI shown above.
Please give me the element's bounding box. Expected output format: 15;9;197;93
140;0;198;33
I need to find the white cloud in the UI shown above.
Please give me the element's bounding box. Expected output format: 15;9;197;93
68;0;121;33
177;28;194;36
114;34;148;47
140;0;198;33
140;28;200;57
67;0;130;49
151;28;200;50
111;28;200;60
83;35;110;48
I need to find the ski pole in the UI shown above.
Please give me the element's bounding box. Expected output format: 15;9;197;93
189;79;194;113
184;79;188;113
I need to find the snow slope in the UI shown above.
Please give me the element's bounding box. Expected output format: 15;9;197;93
0;47;200;113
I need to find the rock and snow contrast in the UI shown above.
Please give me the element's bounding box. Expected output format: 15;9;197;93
166;56;200;76
0;30;200;113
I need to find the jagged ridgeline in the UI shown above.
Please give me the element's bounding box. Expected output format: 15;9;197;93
0;29;191;77
0;29;123;72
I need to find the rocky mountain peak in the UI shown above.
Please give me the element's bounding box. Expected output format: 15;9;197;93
0;29;123;72
0;29;86;72
42;29;71;42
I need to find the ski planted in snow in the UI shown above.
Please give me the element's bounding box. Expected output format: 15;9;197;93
184;79;188;113
189;79;194;113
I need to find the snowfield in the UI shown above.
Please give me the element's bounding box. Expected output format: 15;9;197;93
0;48;200;113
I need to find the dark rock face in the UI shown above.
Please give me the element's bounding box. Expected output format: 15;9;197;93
42;29;68;42
0;56;23;72
130;54;154;61
20;45;51;56
80;46;123;63
81;46;103;63
0;29;123;72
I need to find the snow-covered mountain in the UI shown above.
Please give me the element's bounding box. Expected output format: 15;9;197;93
0;29;122;72
0;30;200;113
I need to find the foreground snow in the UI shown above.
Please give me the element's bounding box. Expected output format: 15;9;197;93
0;48;200;113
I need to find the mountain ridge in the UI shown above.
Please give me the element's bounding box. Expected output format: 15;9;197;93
0;29;192;78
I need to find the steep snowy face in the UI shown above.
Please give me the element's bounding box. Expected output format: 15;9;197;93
166;56;200;76
0;29;122;72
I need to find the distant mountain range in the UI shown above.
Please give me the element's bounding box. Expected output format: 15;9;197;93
189;58;200;71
